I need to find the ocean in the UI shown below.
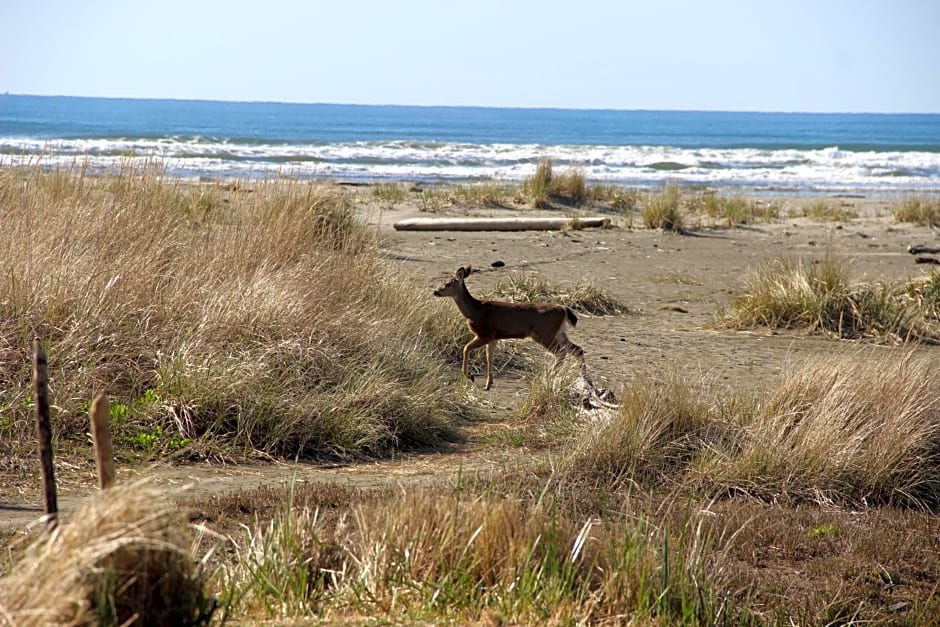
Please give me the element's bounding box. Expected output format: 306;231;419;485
2;94;939;195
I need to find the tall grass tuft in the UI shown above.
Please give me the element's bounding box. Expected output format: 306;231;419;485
894;196;940;226
561;352;940;508
505;366;582;449
552;168;587;204
220;487;727;624
717;252;927;342
523;157;555;208
699;352;940;507
0;482;211;625
564;372;724;482
521;158;587;208
642;180;685;230
906;270;940;320
0;165;465;459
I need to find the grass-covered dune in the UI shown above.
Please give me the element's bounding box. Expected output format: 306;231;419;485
5;351;940;625
0;165;467;459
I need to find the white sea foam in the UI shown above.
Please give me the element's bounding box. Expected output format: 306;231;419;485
2;136;939;193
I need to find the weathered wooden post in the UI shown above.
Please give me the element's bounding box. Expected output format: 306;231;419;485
89;392;116;489
33;338;58;527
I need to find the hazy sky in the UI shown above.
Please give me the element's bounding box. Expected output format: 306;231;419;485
2;0;938;113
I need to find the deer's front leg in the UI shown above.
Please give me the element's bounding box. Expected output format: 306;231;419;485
462;336;488;383
484;341;496;390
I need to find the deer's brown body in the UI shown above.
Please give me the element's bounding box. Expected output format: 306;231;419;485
434;265;584;389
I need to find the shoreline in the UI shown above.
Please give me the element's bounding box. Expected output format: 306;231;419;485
2;162;936;202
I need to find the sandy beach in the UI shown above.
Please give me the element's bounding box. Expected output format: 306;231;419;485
357;186;930;396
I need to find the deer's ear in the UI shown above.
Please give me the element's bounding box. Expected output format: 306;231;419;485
456;266;468;279
464;265;473;276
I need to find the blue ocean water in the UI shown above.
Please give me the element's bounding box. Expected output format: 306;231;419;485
2;94;939;194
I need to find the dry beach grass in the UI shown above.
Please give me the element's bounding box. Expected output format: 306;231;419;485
2;165;940;624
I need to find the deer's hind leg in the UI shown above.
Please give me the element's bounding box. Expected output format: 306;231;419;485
547;331;585;374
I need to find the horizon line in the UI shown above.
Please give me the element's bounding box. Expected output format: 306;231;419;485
3;92;938;117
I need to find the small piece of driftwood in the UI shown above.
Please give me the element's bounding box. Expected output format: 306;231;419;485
908;245;940;255
393;217;611;231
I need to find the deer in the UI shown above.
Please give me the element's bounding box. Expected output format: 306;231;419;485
433;265;585;390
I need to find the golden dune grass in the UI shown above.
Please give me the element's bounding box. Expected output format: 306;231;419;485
0;165;466;458
0;482;210;626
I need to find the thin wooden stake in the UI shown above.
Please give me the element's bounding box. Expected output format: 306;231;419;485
33;337;58;527
90;393;116;489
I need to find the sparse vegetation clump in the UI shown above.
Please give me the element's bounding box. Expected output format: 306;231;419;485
415;183;516;212
417;186;452;212
370;181;408;208
717;252;930;342
894;196;940;226
590;184;641;212
490;272;629;315
685;190;779;226
798;199;858;222
452;182;514;207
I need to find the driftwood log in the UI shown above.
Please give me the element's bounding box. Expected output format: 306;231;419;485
393;216;611;231
908;245;940;265
908;245;940;255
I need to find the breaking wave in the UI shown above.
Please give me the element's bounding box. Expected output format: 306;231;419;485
2;135;939;194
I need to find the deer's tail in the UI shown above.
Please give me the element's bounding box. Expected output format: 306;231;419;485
565;307;578;327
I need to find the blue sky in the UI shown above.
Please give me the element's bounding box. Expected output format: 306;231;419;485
2;0;938;113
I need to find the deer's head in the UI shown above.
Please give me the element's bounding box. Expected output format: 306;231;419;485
433;265;472;298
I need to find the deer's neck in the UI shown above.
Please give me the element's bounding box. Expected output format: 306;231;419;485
452;282;485;321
